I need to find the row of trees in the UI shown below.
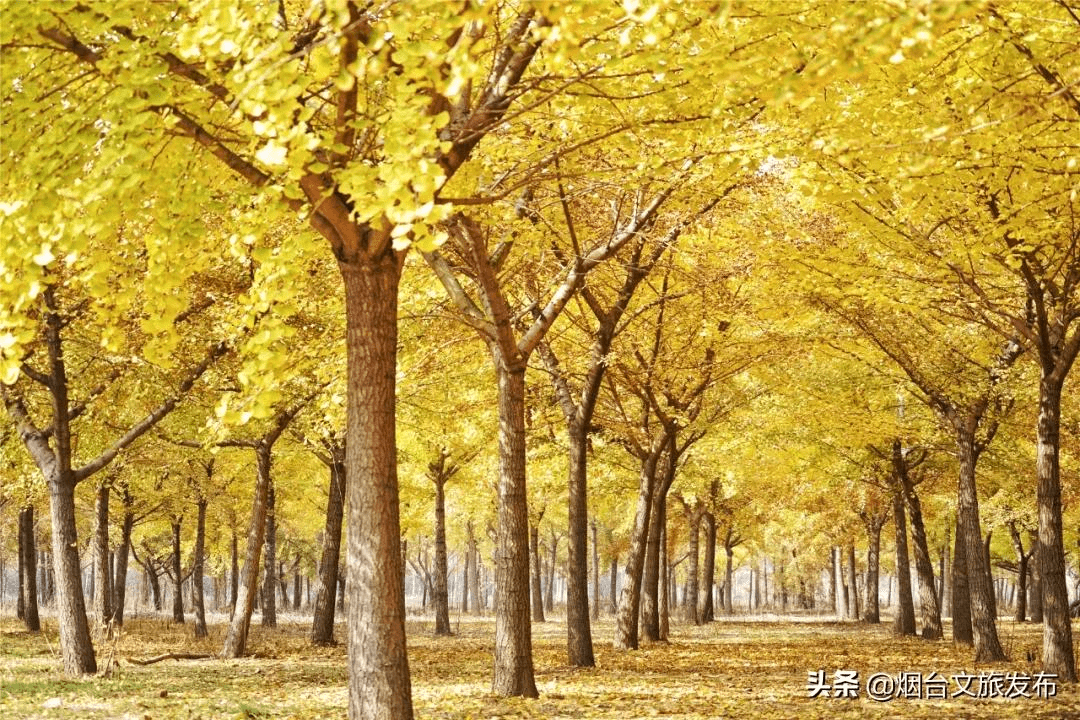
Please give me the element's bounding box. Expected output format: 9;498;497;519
2;1;1078;718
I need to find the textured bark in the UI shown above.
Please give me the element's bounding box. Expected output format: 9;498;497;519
700;512;716;622
829;547;838;614
641;488;666;641
1035;379;1076;680
230;530;239;614
952;514;972;643
941;525;952;614
892;440;942;639
311;454;345;644
261;478;277;628
723;526;739;616
51;482;96;672
490;361;537;697
862;515;883;624
892;492;916;636
955;433;1005;661
1030;540;1044;623
113;490;134;626
467;521;481;615
681;501;701;625
93;483;113;625
463;528;472;614
192;498;208;638
658;521;669;640
565;424;594;664
169;517;185;624
614;441;661;649
19;506;40;632
544;531;558;613
530;523;545;623
431;461;452;636
222;446;272;657
609;555;618;615
340;257;413;718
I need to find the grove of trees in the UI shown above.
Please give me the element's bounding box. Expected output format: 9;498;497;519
1;2;1078;719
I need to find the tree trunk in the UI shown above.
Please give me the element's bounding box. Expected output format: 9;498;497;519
192;498;208;638
462;529;471;615
905;491;942;639
846;544;859;620
941;524;952;615
544;532;557;613
892;492;916;636
292;555;301;611
261;478;277;628
614;442;661;649
828;547;838;614
49;480;97;672
222;446;272;657
955;431;1005;661
113;494;134;626
93;483;113;626
609;555;618;615
433;477;451;636
339;257;413;718
1030;540;1044;623
170;517;185;624
658;521;669;640
952;513;972;643
725;545;735;615
311;457;345;645
684;510;700;625
863;519;881;624
590;519;600;623
468;522;481;615
641;487;666;641
530;524;545;623
1034;378;1076;680
565;423;595;664
700;512;716;623
490;360;538;697
1008;522;1029;622
19;506;40;632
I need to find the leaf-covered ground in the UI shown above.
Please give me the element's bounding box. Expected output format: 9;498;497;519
3;613;1079;719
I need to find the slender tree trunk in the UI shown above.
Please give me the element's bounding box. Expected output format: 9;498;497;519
955;431;1005;661
566;424;595;664
544;532;557;613
846;544;859;620
641;488;666;641
339;257;413;718
1008;522;1029;622
658;521;669;640
684;510;700;625
952;513;972;643
725;546;735;615
530;524;545;623
222;447;272;657
828;547;837;614
1034;379;1076;680
893;492;916;636
192;498;208;638
292;555;301;611
312;457;345;645
905;492;942;639
609;555;618;615
614;443;661;649
863;520;881;624
93;483;112;626
942;525;952;614
590;519;600;623
468;523;481;615
261;478;277;628
170;517;184;624
50;480;96;672
20;506;40;632
490;360;537;697
463;531;471;615
700;512;715;623
113;496;134;626
433;477;451;636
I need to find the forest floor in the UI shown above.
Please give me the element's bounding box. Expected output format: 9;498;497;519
2;612;1079;719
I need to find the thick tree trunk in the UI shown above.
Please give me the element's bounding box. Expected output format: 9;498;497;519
490;361;537;697
261;478;277;628
614;443;660;649
565;425;595;664
641;488;665;641
1034;379;1076;680
530;524;545;623
952;514;972;643
50;480;96;673
905;491;942;639
955;432;1005;661
700;512;716;623
892;492;916;636
433;477;451;636
312;458;345;644
1030;541;1044;623
170;517;185;624
222;446;272;658
339;258;413;718
93;483;112;626
192;498;208;638
863;520;881;624
113;495;134;626
19;506;40;632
